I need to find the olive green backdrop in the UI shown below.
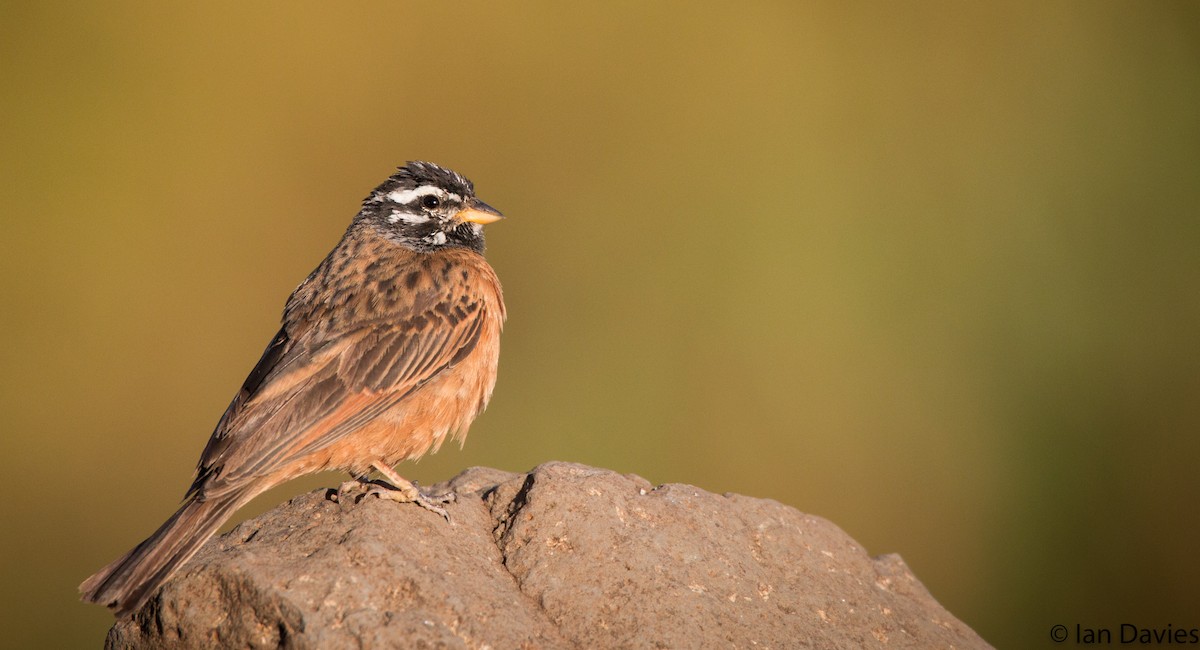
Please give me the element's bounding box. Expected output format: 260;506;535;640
2;2;1198;647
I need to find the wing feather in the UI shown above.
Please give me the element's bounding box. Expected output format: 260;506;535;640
192;252;495;498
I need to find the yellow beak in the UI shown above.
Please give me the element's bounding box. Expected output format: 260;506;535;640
455;199;504;225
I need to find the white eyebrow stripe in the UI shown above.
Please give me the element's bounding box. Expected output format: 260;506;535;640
386;185;445;204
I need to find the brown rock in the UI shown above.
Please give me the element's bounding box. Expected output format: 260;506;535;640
105;462;991;649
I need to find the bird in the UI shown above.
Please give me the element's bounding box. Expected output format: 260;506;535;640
79;161;506;619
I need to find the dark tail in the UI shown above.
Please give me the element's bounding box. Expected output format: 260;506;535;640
79;489;252;618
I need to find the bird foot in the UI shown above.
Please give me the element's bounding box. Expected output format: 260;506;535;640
333;478;371;504
367;482;455;521
365;461;455;522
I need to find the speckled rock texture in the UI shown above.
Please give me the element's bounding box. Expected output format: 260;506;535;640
105;462;991;649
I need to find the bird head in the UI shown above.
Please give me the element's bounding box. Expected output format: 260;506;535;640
360;161;502;253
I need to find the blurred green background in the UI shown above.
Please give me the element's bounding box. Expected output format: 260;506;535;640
2;1;1198;647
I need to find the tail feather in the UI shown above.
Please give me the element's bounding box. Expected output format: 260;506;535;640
79;490;251;618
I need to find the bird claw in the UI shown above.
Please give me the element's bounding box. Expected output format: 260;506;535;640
362;462;457;522
367;483;455;521
330;478;365;504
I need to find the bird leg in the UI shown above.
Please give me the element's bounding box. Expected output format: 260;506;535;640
366;461;455;521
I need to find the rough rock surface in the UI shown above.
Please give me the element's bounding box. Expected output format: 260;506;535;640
105;462;991;649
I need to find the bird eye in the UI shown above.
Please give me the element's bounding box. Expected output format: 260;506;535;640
421;195;441;210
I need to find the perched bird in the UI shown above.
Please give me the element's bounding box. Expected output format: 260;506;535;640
79;161;506;618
